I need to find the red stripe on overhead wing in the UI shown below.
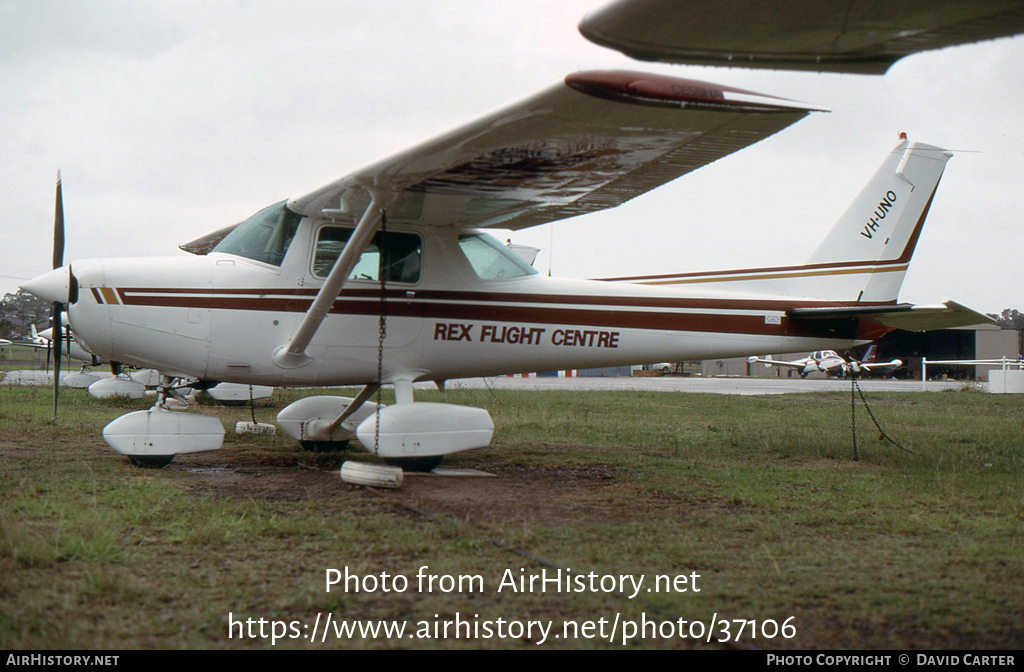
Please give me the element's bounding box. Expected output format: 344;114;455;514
565;70;806;111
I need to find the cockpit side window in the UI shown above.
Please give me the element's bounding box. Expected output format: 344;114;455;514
210;200;302;267
457;233;538;280
312;226;421;284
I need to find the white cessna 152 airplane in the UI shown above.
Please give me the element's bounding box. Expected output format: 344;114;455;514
21;69;990;469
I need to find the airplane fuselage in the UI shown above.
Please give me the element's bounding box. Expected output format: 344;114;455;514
64;222;879;387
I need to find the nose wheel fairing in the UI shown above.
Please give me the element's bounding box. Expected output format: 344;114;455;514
102;406;224;459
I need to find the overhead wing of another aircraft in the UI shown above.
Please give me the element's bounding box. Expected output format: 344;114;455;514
579;0;1024;74
282;71;825;232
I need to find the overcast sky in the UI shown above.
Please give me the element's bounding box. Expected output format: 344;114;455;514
2;0;1022;315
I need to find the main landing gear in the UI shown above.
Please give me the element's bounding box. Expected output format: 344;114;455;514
277;379;493;472
99;375;493;473
382;456;444;472
300;440;351;452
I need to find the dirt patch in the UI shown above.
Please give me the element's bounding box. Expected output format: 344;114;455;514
170;461;349;503
170;449;698;527
397;463;637;526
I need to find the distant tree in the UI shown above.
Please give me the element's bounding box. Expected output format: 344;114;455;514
987;309;1024;330
1;290;50;336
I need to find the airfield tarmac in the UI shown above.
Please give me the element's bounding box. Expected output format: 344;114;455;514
2;369;968;394
440;375;965;395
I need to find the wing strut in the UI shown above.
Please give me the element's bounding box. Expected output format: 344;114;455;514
328;382;380;433
272;192;384;369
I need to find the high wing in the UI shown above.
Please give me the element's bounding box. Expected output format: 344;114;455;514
579;0;1024;74
285;70;824;231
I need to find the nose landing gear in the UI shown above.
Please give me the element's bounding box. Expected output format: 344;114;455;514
102;375;224;468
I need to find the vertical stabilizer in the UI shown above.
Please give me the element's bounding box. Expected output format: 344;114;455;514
602;139;953;304
807;140;952;302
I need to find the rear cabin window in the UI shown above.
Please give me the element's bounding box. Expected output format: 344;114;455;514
312;227;422;283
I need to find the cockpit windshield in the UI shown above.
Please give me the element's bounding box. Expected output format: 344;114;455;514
457;233;537;280
211;200;302;267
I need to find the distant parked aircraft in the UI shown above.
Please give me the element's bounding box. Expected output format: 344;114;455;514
31;321;104;366
748;346;902;378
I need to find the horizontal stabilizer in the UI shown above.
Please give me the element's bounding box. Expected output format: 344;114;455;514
789;300;994;332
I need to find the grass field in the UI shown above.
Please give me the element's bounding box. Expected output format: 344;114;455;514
0;382;1021;649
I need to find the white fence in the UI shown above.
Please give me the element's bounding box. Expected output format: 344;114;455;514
921;357;1024;393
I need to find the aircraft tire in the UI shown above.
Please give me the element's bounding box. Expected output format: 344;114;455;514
128;455;174;469
300;440;350;452
383;455;443;472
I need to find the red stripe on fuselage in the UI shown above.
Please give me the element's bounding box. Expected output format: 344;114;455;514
115;286;892;311
111;288;875;339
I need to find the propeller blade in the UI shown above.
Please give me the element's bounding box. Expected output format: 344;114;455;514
51;171;66;417
65;322;72;368
52;304;62;416
53;170;65;270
